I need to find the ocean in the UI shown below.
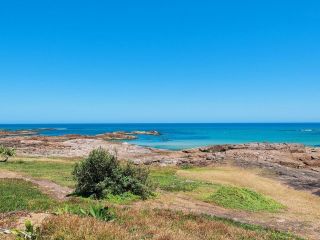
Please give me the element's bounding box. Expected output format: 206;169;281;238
1;123;320;150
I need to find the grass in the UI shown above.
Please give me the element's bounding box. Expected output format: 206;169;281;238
105;192;141;204
178;166;320;220
0;162;288;213
0;159;75;187
37;208;303;240
207;185;284;212
0;179;57;213
0;162;305;239
151;167;284;213
150;167;203;192
203;214;304;240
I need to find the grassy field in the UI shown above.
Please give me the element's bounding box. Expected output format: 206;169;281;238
177;167;320;221
0;158;317;239
0;160;286;212
150;167;284;212
0;177;302;240
0;158;75;187
0;179;57;212
0;179;300;240
38;208;302;240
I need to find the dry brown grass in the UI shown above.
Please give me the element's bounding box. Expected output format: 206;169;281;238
0;212;24;240
0;234;14;240
177;166;320;222
37;208;293;240
13;156;81;163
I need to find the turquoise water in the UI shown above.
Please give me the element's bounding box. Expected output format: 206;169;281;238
1;123;320;150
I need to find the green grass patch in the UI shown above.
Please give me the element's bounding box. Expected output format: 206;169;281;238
0;179;57;213
0;160;75;187
150;168;202;192
105;192;141;204
207;185;284;212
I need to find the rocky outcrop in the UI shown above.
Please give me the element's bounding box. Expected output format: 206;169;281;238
130;131;160;135
96;130;160;140
178;143;320;195
196;143;319;169
0;129;39;137
0;130;161;143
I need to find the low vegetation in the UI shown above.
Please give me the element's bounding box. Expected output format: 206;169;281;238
72;148;152;199
207;185;284;212
150;168;203;192
57;204;115;222
0;179;56;213
0;145;15;162
0;159;75;187
104;192;141;204
151;168;284;213
36;208;302;240
0;154;312;239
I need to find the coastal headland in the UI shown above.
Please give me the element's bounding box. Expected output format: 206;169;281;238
1;129;320;239
0;129;319;196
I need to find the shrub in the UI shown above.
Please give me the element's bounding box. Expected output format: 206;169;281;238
72;148;152;199
0;145;15;162
57;204;115;222
12;220;39;240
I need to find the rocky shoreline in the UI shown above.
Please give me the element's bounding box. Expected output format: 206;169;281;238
0;132;319;195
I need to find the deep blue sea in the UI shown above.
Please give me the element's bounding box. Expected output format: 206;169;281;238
1;123;320;150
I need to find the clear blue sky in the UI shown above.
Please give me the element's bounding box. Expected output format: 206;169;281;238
1;1;319;123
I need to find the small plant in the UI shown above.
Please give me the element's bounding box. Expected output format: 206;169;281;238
72;148;152;199
12;220;38;240
0;145;15;162
180;164;193;170
57;204;115;222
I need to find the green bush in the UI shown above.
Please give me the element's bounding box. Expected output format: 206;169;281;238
0;145;15;162
72;148;152;199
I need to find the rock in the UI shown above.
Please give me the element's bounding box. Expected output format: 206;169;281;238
96;132;138;140
131;131;160;135
0;129;39;137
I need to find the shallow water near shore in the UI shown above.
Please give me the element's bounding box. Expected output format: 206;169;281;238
1;123;320;150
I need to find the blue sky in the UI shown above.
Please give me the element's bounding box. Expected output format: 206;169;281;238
0;0;319;123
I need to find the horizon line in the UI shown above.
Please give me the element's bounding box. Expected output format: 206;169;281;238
1;122;320;125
